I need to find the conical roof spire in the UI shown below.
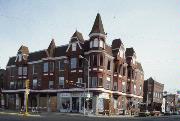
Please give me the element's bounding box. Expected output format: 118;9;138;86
89;13;105;35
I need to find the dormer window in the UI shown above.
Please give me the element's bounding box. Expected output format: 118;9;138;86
72;43;77;51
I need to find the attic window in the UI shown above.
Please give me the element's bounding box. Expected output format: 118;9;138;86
72;43;77;51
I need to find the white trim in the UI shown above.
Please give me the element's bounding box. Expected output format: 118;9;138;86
84;50;114;59
79;70;83;72
93;68;97;70
89;33;106;38
71;70;76;72
99;68;103;72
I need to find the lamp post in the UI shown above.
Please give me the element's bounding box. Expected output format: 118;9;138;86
79;55;90;112
76;82;86;116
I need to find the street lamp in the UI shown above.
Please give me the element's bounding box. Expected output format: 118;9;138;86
79;55;90;111
76;82;86;116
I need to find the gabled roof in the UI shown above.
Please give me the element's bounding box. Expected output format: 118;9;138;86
7;56;16;66
28;50;49;62
54;45;68;57
47;39;56;57
18;45;29;55
89;13;105;35
71;30;84;43
125;47;135;57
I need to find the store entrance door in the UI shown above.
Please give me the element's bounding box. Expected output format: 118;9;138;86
72;97;79;112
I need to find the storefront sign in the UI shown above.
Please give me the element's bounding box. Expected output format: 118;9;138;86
59;93;71;97
99;93;109;99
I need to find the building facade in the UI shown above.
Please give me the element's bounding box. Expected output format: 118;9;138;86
143;77;164;112
1;13;144;115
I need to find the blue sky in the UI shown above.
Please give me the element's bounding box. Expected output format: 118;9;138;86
0;0;179;92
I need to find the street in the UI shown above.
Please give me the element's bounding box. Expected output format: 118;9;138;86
0;113;180;121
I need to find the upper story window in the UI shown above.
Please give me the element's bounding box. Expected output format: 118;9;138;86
33;79;38;89
49;62;54;72
114;64;118;73
71;58;77;69
18;67;27;75
72;43;77;51
107;60;111;70
113;81;118;91
91;77;97;87
100;55;103;66
122;81;126;93
18;67;22;75
49;81;54;89
93;55;97;66
59;77;64;88
10;81;15;89
93;38;98;47
32;64;37;74
90;41;93;48
134;84;136;94
43;62;48;73
119;65;122;75
23;67;27;75
98;77;103;87
123;67;126;76
139;85;142;95
59;60;64;70
99;39;104;48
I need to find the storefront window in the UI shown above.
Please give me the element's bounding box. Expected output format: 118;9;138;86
61;98;70;110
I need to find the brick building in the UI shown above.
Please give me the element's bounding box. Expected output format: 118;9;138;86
1;13;144;114
143;77;164;112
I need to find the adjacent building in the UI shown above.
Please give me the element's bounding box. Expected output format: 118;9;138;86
1;13;144;115
143;77;164;112
0;69;5;108
165;94;179;112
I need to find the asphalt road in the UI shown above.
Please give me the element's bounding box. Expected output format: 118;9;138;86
0;113;180;121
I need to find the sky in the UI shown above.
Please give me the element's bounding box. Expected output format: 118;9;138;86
0;0;179;93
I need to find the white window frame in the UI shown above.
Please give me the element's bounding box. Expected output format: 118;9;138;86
59;77;64;88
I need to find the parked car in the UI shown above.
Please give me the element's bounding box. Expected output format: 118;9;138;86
150;111;160;116
164;112;172;116
172;111;179;115
138;111;150;117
